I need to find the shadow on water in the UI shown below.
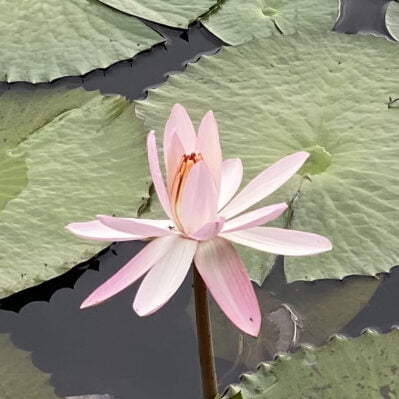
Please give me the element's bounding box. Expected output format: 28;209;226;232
0;22;223;101
0;241;398;398
0;1;398;398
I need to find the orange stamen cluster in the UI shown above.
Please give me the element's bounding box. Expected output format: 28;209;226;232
170;152;203;229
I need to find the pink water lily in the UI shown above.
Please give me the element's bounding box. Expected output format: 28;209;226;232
66;104;332;337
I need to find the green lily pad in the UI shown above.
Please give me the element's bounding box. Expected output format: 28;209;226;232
0;87;151;298
97;0;217;28
0;332;58;398
385;1;399;41
0;0;162;83
201;0;339;45
224;329;399;398
136;32;399;283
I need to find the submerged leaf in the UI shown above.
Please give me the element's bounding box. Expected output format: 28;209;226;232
0;333;58;398
97;0;217;28
137;32;399;283
385;1;399;41
0;0;162;83
224;329;399;398
201;0;339;45
210;260;380;376
0;88;151;297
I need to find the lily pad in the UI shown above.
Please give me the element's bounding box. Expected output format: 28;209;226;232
201;0;339;45
0;0;162;83
0;333;58;399
224;329;399;398
0;87;150;298
136;32;399;283
97;0;217;28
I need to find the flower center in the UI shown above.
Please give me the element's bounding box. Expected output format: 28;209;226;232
170;152;203;230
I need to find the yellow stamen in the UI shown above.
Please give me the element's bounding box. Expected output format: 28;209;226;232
170;152;203;230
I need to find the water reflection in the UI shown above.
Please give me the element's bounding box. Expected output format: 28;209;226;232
334;0;391;37
0;240;398;398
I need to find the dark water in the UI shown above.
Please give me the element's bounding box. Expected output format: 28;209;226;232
1;2;399;398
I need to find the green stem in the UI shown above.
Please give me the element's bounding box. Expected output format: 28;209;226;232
194;266;218;399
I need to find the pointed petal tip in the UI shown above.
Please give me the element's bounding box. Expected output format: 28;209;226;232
227;306;261;337
133;301;159;317
319;235;333;252
171;103;187;114
246;319;261;338
299;150;310;158
80;298;94;309
133;304;145;317
81;295;108;309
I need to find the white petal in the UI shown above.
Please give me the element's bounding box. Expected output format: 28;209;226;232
178;161;218;234
97;215;176;238
222;227;333;256
81;235;179;308
194;237;261;337
222;203;288;233
218;159;243;211
133;237;197;316
220;152;309;219
65;220;142;242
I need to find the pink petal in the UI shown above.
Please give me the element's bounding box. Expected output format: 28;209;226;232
97;215;176;238
196;111;222;190
65;220;142;242
178;161;218;234
165;131;185;195
147;132;172;219
81;235;179;308
222;227;332;256
222;203;288;233
133;237;197;316
220;152;309;219
163;103;196;154
189;216;225;241
194;237;261;337
218;159;243;211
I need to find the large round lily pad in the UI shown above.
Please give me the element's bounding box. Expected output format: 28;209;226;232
98;0;217;28
136;32;399;283
201;0;339;44
0;87;151;298
224;329;399;398
0;0;162;83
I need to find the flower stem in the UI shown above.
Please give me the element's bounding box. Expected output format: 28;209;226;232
193;266;218;399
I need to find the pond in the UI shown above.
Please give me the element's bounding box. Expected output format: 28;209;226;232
0;0;399;398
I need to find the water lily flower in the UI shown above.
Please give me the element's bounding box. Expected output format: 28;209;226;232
66;104;332;337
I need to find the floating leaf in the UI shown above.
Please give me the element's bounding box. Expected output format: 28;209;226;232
97;0;217;28
0;88;151;297
136;32;399;283
0;0;162;83
201;0;339;45
0;333;58;399
224;329;399;398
